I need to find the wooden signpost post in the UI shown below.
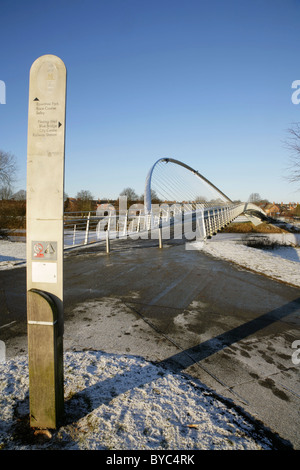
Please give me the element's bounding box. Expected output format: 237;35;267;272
26;55;66;429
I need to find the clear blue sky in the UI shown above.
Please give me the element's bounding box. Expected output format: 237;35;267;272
1;0;300;203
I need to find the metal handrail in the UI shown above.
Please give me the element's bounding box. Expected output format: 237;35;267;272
63;202;259;248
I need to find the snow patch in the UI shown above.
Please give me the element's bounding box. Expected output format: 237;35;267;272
190;237;300;287
0;351;276;450
0;240;26;270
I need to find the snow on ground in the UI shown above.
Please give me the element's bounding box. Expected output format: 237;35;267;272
0;351;279;450
0;235;298;450
188;234;300;288
0;239;26;270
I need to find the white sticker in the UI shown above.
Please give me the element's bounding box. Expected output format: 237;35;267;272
32;262;57;283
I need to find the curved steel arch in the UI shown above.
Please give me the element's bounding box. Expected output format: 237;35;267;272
144;157;232;213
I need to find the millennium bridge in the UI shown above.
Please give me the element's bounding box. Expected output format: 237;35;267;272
64;157;267;248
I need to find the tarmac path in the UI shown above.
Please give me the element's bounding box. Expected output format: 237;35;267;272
0;237;299;448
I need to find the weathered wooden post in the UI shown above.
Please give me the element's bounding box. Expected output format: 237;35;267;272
26;54;67;429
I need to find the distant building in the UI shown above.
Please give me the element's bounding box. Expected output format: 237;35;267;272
261;203;280;217
258;201;299;219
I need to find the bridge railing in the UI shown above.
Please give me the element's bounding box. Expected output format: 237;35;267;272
63;210;152;248
63;202;259;249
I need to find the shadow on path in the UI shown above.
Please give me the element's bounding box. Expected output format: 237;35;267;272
61;297;300;449
159;297;300;371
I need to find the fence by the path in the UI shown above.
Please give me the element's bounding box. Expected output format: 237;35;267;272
63;203;251;249
2;202;265;248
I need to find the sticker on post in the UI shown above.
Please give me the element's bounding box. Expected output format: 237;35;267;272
32;241;57;260
32;262;57;283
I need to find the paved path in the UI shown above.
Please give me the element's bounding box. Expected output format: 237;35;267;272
1;238;299;448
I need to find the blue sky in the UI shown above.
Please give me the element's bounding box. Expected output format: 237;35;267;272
1;0;300;203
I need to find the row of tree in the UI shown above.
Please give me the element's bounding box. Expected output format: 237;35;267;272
75;187;148;204
66;187;161;212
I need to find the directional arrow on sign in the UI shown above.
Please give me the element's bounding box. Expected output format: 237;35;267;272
58;122;62;128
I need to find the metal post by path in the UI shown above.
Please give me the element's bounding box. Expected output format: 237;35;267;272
197;209;206;241
158;227;163;248
123;211;128;237
84;212;90;245
73;224;76;246
106;229;110;253
158;217;163;248
26;54;66;429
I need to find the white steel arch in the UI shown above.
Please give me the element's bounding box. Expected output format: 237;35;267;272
144;157;232;213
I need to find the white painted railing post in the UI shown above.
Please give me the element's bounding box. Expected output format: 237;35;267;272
207;211;212;237
84;212;90;245
106;230;110;253
137;212;141;232
123;211;128;236
148;213;151;231
158;215;163;248
73;224;76;245
213;209;217;235
197;209;206;241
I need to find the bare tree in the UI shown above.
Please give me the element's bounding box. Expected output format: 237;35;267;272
249;193;262;203
75;189;94;212
76;189;94;200
0;150;17;187
0;186;13;200
194;195;207;203
119;187;139;201
284;123;300;183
